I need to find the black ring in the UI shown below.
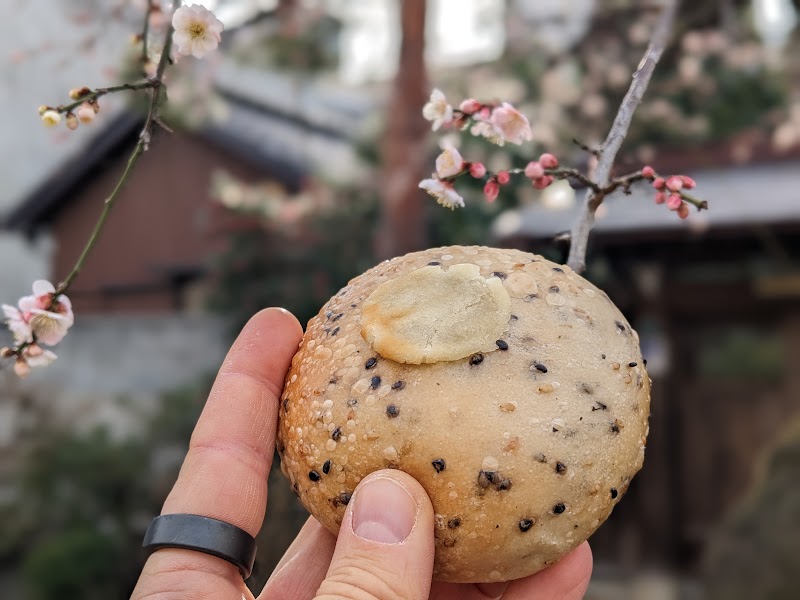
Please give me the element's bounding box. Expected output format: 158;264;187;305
143;514;257;579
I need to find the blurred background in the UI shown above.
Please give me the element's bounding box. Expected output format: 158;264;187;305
1;0;799;598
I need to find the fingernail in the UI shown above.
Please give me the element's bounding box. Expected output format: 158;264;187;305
352;476;417;544
475;582;509;598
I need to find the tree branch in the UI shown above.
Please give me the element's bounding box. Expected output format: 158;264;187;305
566;0;679;273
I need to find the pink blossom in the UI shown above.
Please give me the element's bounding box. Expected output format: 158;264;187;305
532;175;554;189
666;176;683;192
681;175;697;189
524;161;545;180
12;280;74;346
666;194;683;210
76;103;95;124
539;153;559;169
422;89;453;131
483;180;500;203
677;203;690;219
172;4;224;59
459;99;481;115
419;178;464;209
488;103;533;146
14;359;30;378
470;120;503;145
496;171;511;185
2;305;31;344
468;162;486;178
641;165;655;179
652;177;666;190
435;145;465;178
654;191;666;204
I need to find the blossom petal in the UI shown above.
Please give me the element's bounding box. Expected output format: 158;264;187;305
32;280;55;296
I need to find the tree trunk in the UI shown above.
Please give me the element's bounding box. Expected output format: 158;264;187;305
374;0;429;260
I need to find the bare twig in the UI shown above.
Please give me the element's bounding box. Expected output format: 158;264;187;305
566;0;679;273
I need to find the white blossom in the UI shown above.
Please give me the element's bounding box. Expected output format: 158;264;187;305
422;89;453;131
172;4;224;59
419;178;464;209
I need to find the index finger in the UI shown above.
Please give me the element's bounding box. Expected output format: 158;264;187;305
132;307;303;599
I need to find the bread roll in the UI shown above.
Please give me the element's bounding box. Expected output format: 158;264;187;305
277;246;649;582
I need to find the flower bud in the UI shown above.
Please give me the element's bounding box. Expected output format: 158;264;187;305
532;175;554;190
654;191;666;204
666;176;683;192
666;193;683;210
469;162;486;178
459;99;481;115
524;161;545;180
680;175;696;189
41;110;62;127
652;177;665;190
90;99;100;114
68;86;91;100
539;153;559;169
483;180;500;203
677;202;690;219
65;112;79;130
496;171;510;185
38;105;49;116
25;343;43;358
641;165;655;179
1;347;16;359
77;103;95;124
14;358;30;378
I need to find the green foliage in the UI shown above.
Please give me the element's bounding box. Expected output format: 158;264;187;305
22;529;125;600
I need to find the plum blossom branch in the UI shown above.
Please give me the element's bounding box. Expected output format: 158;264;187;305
3;1;225;377
566;0;679;273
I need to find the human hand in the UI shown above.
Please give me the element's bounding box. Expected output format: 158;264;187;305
131;308;593;600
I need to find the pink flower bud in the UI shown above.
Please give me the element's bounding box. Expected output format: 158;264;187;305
539;153;559;169
667;193;682;210
25;343;43;357
654;191;666;204
469;162;486;178
66;112;79;130
532;175;554;189
677;202;690;219
680;175;696;189
77;103;95;124
476;107;491;121
641;165;655;179
483;180;500;203
524;161;544;180
14;359;30;378
496;171;510;185
666;176;683;192
459;99;481;115
652;177;665;190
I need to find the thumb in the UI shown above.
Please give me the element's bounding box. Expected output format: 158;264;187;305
315;470;435;600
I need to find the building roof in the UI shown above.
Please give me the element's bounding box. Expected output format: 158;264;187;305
493;160;800;242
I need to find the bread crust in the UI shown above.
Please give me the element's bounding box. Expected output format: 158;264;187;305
278;246;650;583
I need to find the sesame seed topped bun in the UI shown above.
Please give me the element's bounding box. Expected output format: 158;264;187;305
277;245;650;583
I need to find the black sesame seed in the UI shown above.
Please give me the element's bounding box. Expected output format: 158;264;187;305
615;321;626;333
519;519;534;532
526;293;540;301
308;470;321;482
347;398;358;407
611;422;621;434
428;261;441;266
581;383;593;394
282;397;289;411
478;470;497;488
350;303;357;308
332;313;344;322
556;461;567;474
534;362;548;373
391;380;405;390
329;376;339;384
592;401;607;411
496;478;513;491
628;361;638;368
370;376;382;389
643;358;648;366
331;427;342;442
491;271;508;280
469;353;484;365
448;517;461;529
552;503;566;514
611;488;619;499
386;404;400;418
325;310;333;319
432;459;446;473
330;326;340;337
496;340;509;351
510;314;519;320
334;492;351;507
549;285;560;293
322;460;331;474
601;354;606;359
552;267;564;273
365;357;378;369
